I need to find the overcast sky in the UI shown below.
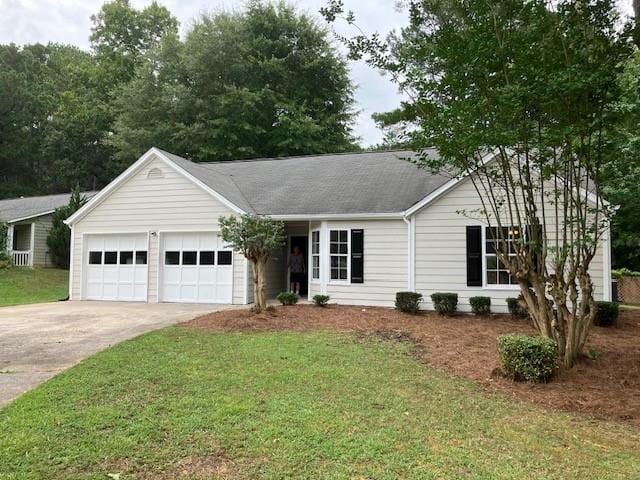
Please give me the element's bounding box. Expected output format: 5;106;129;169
0;1;634;146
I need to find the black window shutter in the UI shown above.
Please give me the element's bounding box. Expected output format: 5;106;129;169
466;226;483;287
351;229;364;283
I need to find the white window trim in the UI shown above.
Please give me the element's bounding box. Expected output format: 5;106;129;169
328;228;350;285
310;229;321;283
482;225;520;290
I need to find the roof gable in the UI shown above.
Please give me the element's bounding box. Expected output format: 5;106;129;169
65;148;247;226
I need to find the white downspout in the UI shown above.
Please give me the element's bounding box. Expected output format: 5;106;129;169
403;215;416;291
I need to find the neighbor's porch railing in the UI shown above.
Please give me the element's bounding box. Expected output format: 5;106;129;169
11;250;31;267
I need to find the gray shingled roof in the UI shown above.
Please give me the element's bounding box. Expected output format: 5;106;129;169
0;191;98;223
157;148;451;215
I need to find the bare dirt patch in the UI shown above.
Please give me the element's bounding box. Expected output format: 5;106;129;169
186;304;640;426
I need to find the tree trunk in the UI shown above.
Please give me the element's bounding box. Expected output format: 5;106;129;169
252;258;267;313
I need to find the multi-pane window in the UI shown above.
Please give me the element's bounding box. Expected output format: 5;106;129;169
485;226;520;285
330;230;348;280
311;230;320;280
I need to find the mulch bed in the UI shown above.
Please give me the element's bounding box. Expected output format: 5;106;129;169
185;304;640;427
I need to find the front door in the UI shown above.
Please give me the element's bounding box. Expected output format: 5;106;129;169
289;235;308;296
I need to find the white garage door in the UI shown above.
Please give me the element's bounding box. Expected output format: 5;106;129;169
160;232;233;304
84;233;148;301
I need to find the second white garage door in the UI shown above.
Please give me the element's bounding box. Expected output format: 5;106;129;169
160;232;233;304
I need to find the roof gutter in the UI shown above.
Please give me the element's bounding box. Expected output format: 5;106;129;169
268;212;405;221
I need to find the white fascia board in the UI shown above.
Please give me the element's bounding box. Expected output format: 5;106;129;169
65;147;246;225
269;212;405;221
7;210;55;224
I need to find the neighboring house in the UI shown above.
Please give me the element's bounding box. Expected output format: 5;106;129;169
64;147;611;312
0;192;97;267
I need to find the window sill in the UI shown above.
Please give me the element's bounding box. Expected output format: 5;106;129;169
328;280;351;286
483;284;520;290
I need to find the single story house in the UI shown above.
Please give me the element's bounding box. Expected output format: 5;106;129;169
64;147;611;312
0;192;96;267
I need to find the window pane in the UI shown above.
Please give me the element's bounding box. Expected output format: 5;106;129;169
330;243;338;254
331;256;339;268
499;271;510;285
330;230;338;242
313;268;319;279
135;251;147;265
200;251;215;265
119;251;134;265
89;251;102;265
217;251;232;265
182;251;197;265
104;251;117;264
339;243;348;254
339;268;347;280
486;256;497;270
487;271;497;285
165;251;180;265
339;230;347;242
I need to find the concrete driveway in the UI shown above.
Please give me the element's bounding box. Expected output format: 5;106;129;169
0;301;234;407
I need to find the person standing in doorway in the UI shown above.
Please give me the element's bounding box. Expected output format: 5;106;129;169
288;245;306;295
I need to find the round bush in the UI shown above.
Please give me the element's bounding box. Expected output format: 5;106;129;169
312;294;330;307
594;301;619;327
506;297;527;317
395;291;423;313
469;296;491;315
430;292;458;315
497;334;557;382
276;291;299;306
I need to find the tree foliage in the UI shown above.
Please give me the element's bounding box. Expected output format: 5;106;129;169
218;214;285;312
46;188;87;269
323;0;632;367
0;1;356;198
110;0;357;163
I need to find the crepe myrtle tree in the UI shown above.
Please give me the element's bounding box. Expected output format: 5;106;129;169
322;0;630;368
219;214;285;313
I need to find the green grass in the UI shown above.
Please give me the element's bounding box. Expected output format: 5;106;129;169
1;329;638;479
0;267;68;306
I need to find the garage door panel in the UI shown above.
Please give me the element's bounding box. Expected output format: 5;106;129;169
160;232;232;304
83;234;148;302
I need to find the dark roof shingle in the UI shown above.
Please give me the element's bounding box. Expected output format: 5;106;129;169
0;191;98;223
158;149;450;215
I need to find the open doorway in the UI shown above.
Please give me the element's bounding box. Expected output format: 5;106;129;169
288;235;308;296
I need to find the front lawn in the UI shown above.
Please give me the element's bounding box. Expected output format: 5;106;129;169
1;327;638;479
0;267;68;306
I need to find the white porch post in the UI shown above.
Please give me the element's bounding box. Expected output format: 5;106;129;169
29;222;35;267
320;220;328;295
6;224;13;253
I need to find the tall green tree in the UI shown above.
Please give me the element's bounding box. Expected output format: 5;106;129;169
324;0;632;368
47;188;87;269
90;0;178;85
111;1;357;164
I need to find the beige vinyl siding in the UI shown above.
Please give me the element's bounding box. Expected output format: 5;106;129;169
325;220;407;307
413;174;608;313
70;154;246;303
32;214;53;267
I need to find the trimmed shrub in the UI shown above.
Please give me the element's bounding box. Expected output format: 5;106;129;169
506;297;527;317
594;301;619;327
431;292;458;315
395;291;423;313
276;291;299;306
469;296;491;315
312;294;330;307
612;268;640;279
0;250;9;269
497;334;557;382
